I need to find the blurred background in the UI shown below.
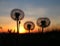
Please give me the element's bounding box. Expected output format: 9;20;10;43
0;0;60;33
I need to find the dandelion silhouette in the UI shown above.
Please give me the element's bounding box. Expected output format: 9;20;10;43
37;17;51;33
27;24;31;30
24;21;35;33
11;9;24;33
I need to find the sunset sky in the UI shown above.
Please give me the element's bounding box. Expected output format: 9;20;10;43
0;0;60;33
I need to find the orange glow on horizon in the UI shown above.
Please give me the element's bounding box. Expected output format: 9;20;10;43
0;24;60;33
19;26;27;33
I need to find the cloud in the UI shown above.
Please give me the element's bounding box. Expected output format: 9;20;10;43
23;5;48;18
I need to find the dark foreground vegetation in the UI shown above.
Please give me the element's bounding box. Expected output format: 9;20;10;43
0;30;60;46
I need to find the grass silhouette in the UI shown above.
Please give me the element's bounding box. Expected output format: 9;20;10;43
0;29;60;45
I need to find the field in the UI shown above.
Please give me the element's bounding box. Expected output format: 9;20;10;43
0;30;60;45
